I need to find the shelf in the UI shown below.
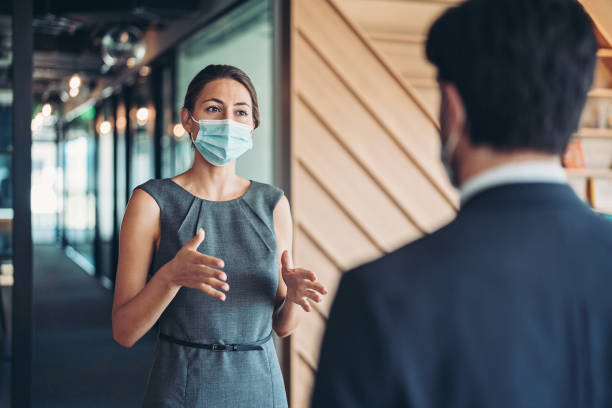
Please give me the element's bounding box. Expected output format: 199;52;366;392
598;48;612;59
565;168;612;179
588;88;612;98
573;128;612;139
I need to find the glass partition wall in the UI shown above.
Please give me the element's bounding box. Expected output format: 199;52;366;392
129;76;156;193
96;98;116;287
62;109;97;273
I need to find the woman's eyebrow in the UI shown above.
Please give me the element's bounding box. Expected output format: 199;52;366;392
201;98;225;105
235;102;252;108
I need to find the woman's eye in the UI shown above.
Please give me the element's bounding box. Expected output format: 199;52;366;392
206;106;221;112
236;110;249;116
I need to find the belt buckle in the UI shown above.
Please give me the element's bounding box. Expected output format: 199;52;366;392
211;344;228;352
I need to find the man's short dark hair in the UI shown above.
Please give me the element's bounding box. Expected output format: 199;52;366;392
426;0;598;154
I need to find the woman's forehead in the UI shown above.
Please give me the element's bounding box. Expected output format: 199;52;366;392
196;79;252;106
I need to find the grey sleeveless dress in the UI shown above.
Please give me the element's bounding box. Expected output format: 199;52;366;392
135;178;288;408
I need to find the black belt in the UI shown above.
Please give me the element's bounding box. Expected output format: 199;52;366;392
159;332;273;351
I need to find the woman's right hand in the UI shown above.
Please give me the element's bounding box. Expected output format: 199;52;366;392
162;228;229;301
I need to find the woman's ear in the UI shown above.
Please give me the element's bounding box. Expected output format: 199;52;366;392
180;108;196;139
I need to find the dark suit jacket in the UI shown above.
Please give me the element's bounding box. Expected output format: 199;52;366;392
311;183;612;408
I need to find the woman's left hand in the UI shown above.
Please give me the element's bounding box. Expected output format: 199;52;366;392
281;250;328;312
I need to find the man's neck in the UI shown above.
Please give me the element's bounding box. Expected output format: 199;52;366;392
457;147;561;187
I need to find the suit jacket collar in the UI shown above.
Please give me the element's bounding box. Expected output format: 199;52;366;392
459;183;587;215
460;161;568;207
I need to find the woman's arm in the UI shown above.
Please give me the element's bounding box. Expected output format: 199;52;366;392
111;189;180;347
112;189;229;348
272;195;328;338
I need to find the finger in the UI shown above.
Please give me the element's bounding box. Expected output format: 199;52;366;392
192;264;227;281
298;297;311;312
303;289;322;303
198;283;226;301
295;268;317;282
184;228;205;251
281;250;292;271
203;277;230;292
306;281;328;295
190;251;225;269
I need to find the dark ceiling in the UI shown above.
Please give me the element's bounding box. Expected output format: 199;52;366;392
0;0;212;103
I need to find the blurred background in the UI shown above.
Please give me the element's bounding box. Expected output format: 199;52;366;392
1;0;612;406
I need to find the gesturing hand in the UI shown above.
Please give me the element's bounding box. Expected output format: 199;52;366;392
281;250;328;312
164;228;229;301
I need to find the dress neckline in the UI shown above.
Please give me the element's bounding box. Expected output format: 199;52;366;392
166;178;254;204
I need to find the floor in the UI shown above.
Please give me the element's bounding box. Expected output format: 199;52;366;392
1;244;156;407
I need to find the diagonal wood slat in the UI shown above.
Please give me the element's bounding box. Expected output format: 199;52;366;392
295;35;456;232
294;164;383;270
295;98;423;247
295;0;459;206
294;227;343;318
580;0;612;47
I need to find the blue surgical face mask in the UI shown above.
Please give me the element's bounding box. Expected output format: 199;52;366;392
190;116;253;166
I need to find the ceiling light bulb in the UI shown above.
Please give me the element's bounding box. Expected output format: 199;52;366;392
42;103;52;117
136;107;149;125
69;74;81;89
100;121;112;135
139;66;151;77
173;124;185;138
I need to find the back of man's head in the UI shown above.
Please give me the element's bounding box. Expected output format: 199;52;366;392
426;0;598;154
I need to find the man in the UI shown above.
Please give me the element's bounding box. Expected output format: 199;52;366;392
311;0;612;406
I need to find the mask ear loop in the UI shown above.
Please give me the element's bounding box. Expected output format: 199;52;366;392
189;114;198;144
443;130;460;165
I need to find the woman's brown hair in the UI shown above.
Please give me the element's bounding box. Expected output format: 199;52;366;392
183;64;260;129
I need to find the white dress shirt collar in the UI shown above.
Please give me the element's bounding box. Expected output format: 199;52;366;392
460;161;568;206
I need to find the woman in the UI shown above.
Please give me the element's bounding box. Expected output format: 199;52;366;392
111;64;328;407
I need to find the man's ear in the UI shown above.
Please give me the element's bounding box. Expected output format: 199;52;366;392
440;82;467;137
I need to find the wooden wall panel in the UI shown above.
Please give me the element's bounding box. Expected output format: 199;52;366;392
580;0;612;46
414;83;441;119
371;39;436;80
294;0;457;202
289;0;459;406
295;35;455;232
294;228;343;318
337;0;454;37
294;310;327;373
294;164;382;269
338;0;460;116
288;1;609;406
292;353;316;408
295;100;423;251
